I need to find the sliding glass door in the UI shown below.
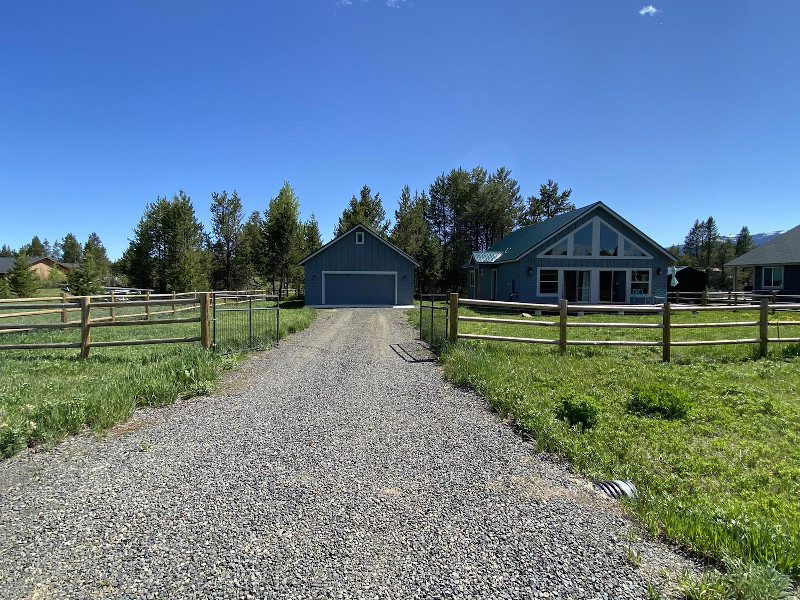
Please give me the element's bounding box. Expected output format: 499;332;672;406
564;270;591;302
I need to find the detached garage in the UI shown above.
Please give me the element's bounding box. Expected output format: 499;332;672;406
298;223;419;307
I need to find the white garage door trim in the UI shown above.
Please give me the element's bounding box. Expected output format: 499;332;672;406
322;271;398;306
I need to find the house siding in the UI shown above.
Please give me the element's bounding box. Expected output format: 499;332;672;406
302;227;416;306
754;265;800;296
470;206;672;304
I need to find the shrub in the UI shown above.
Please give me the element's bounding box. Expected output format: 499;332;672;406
627;383;690;420
556;393;601;431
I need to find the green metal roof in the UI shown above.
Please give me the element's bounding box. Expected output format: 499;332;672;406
471;203;597;264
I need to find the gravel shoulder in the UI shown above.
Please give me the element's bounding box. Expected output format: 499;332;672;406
0;308;697;599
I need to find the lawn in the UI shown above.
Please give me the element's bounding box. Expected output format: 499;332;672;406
424;305;800;581
0;300;316;458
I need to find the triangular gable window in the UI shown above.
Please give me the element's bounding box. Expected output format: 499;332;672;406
539;217;651;259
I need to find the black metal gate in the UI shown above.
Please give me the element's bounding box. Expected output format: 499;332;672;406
212;292;280;354
419;293;449;352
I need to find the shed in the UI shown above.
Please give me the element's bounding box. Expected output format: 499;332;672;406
298;223;419;307
669;266;708;295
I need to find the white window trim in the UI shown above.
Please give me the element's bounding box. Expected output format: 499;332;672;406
321;271;397;305
537;217;652;260
355;231;365;244
762;266;784;289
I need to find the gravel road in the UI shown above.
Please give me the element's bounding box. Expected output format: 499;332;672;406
0;308;695;599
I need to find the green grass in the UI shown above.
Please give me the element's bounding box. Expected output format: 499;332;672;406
419;305;800;582
0;301;316;458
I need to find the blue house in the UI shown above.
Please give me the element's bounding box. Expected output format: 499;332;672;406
298;223;419;307
466;202;676;304
726;223;800;298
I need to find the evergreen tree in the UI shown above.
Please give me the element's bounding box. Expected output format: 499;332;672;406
239;211;265;288
60;234;82;263
209;190;245;290
391;186;443;293
41;239;53;259
263;182;301;297
682;220;703;263
24;236;45;257
701;216;719;269
735;226;754;257
0;277;10;299
0;244;13;258
66;253;103;296
520;180;575;225
122;192;208;292
335;184;390;236
8;252;38;298
83;232;110;275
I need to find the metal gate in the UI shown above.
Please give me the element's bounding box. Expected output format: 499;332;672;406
212;292;280;354
419;293;449;352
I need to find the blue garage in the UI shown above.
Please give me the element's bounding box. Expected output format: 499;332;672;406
298;224;419;307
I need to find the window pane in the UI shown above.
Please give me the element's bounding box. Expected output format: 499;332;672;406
599;223;618;256
565;270;591;302
624;239;646;257
540;269;558;294
775;266;783;287
572;224;593;256
631;270;650;294
544;239;568;256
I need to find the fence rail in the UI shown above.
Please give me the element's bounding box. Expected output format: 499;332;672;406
0;293;211;358
447;295;800;362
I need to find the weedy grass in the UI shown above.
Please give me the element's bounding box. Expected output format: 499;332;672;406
423;306;800;582
0;302;316;458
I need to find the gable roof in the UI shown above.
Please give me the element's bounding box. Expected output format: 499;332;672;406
469;201;676;264
726;223;800;267
0;255;75;275
297;222;420;267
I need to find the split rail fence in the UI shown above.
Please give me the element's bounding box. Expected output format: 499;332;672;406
446;294;800;362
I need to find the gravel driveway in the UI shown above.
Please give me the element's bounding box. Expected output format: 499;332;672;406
0;308;695;599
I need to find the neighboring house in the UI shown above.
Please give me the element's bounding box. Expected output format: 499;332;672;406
669;266;708;295
465;202;676;304
726;224;800;297
298;223;419;307
0;256;74;280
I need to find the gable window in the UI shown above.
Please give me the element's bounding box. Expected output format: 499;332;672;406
599;223;618;256
538;217;650;259
539;269;559;295
356;231;364;244
544;239;568;256
572;224;593;256
763;266;783;288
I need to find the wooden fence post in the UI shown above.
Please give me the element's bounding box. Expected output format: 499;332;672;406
701;290;707;306
199;292;211;349
759;299;769;357
145;290;151;320
172;291;177;316
559;299;568;353
110;290;116;323
80;296;91;359
448;293;458;343
61;291;68;329
662;301;671;362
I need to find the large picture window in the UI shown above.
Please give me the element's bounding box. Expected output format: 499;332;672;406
763;266;783;288
539;217;650;259
539;269;559;295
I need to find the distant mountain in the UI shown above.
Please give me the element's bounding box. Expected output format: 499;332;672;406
670;230;787;253
718;231;787;246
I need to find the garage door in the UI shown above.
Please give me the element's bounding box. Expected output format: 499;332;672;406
324;273;396;306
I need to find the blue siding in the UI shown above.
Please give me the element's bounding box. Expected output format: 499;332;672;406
301;226;417;306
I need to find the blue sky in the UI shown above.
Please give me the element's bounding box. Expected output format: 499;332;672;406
1;0;798;260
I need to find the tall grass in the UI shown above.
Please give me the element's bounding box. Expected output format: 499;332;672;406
429;307;800;581
0;303;316;458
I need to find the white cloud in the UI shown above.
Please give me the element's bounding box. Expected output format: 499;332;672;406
639;5;659;16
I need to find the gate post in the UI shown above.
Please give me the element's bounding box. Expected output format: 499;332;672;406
559;299;568;353
448;293;458;343
662;302;671;363
80;296;91;360
759;299;769;357
199;292;211;349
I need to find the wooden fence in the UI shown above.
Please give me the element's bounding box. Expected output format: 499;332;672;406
0;293;211;358
447;294;800;362
667;290;799;306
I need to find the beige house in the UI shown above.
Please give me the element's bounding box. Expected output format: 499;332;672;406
0;256;75;281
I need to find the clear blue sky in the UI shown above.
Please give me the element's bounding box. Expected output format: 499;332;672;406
1;0;798;260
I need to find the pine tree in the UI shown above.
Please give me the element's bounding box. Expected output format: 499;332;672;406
8;251;38;298
66;253;103;296
239;211;265;288
24;236;45;257
334;184;390;236
735;226;754;257
0;244;13;258
263;182;301;298
520;180;575;225
83;233;110;275
60;234;82;263
0;277;11;299
209;190;245;290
